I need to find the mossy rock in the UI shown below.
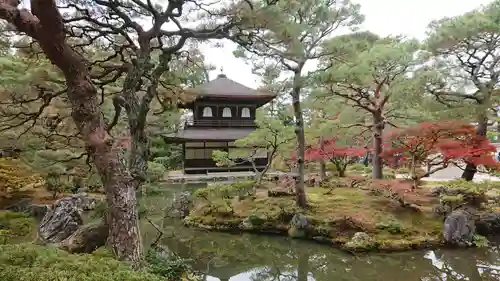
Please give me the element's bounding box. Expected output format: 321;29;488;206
344;232;376;250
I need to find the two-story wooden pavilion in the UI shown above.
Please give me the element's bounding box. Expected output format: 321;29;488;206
163;74;277;174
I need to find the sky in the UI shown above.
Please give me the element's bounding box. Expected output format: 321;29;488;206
199;0;495;90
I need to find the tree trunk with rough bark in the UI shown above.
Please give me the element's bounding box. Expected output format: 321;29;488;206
461;115;488;181
318;137;326;182
124;52;170;189
0;2;142;265
291;72;307;208
255;149;276;187
372;111;384;179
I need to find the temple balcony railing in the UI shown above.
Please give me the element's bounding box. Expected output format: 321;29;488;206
184;118;257;128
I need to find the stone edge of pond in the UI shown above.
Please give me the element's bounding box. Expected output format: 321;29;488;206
182;218;451;254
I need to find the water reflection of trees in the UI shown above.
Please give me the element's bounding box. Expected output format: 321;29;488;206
141;185;500;281
158;229;500;281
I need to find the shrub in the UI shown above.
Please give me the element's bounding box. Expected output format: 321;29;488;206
146;247;193;280
44;172;66;199
143;184;164;196
440;179;489;207
193;181;256;200
0;211;35;243
367;180;414;207
0;243;169;281
375;220;403;234
147;161;166;183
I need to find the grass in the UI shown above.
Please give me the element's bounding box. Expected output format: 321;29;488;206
185;185;444;252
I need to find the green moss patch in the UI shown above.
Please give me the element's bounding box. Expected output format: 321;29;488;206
0;243;169;281
0;211;36;244
185;185;444;252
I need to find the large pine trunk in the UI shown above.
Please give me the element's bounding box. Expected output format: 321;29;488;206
371;112;384;179
0;4;143;265
461;115;488;181
291;73;307;208
60;67;143;267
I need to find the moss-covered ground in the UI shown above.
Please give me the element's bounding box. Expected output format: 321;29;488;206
0;208;200;281
185;180;447;252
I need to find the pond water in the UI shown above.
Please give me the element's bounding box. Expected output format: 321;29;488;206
141;183;500;281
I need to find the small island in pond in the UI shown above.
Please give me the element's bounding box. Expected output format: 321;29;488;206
182;170;500;252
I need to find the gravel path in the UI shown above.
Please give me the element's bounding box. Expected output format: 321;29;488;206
422;165;500;182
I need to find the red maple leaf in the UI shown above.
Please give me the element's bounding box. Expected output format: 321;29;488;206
381;121;498;184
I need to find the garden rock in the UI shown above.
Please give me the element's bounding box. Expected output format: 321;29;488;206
37;196;85;243
30;204;49;221
5;199;49;221
345;232;374;249
291;213;309;229
172;191;193;219
5;198;32;213
443;209;476;246
59;221;108;253
288;213;309;238
475;212;500;236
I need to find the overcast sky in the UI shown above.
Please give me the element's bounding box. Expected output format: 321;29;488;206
199;0;495;91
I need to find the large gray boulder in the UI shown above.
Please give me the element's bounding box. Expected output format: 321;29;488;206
38;196;84;243
443;209;476;246
36;192;101;243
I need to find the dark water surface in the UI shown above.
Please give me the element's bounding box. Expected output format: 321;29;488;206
141;183;500;281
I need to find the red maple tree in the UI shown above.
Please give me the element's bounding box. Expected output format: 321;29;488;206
293;139;367;177
382;121;498;187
